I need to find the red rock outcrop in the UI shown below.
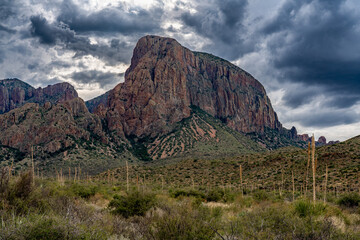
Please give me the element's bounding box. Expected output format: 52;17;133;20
105;35;281;139
318;136;327;145
0;78;78;114
0;97;105;153
298;134;310;142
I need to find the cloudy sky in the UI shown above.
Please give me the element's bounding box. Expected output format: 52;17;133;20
1;0;360;141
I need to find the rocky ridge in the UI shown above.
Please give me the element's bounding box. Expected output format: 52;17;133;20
0;97;105;153
103;35;282;141
0;78;78;114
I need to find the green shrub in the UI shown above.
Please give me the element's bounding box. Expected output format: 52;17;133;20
0;215;108;240
252;190;269;201
25;218;67;240
337;193;360;208
206;189;224;202
294;200;326;218
70;184;97;199
294;200;312;217
172;189;205;199
108;191;156;218
13;171;33;199
149;202;215;240
224;205;348;239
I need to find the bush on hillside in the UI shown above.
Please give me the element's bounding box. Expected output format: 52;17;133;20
108;191;156;218
338;193;360;208
70;184;97;199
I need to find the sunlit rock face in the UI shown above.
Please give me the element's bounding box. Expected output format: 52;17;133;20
105;35;282;139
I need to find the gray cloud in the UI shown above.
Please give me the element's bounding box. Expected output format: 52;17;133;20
57;0;163;34
262;0;360;108
30;15;132;65
30;15;75;45
178;0;255;60
0;0;15;21
281;85;319;108
70;70;124;88
290;109;360;128
0;24;16;33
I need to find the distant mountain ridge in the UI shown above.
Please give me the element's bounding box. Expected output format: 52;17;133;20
85;91;109;113
0;78;78;114
0;35;336;173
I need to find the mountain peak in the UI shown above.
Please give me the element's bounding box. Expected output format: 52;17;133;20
0;79;78;114
104;35;282;140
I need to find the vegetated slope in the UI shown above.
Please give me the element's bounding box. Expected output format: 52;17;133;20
136;106;265;161
0;96;137;175
105;136;360;192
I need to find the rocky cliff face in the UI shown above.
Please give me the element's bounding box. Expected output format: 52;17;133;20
85;91;109;113
0;78;78;114
0;95;105;153
105;36;282;139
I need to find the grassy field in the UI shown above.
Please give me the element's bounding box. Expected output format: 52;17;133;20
1;169;359;240
101;136;360;195
1;136;359;239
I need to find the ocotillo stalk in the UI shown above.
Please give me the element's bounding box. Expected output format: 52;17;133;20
78;165;81;181
74;167;77;183
240;165;243;196
312;134;316;202
292;170;295;201
324;164;328;203
126;161;129;191
304;142;311;197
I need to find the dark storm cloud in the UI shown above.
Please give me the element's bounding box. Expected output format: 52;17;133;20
179;0;254;60
28;0;166;66
291;110;360;128
30;15;132;64
27;61;72;73
324;95;360;109
57;0;163;34
262;0;360;109
282;83;360;110
30;15;75;45
281;86;319;108
70;70;124;88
